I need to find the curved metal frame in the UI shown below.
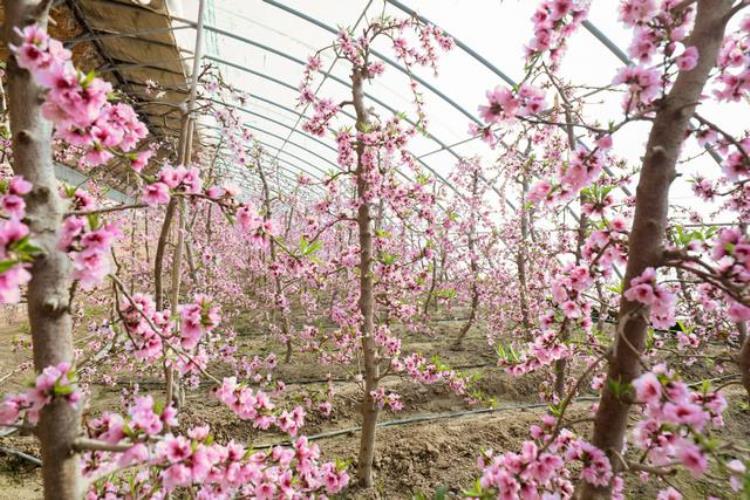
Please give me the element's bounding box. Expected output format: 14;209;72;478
91;0;716;227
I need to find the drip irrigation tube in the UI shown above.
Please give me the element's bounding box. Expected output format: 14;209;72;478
1;375;737;467
253;396;601;449
0;445;42;467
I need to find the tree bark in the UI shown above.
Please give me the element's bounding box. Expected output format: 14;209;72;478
555;108;587;399
422;255;438;316
580;3;733;497
257;160;293;363
158;0;204;405
4;1;82;497
453;169;480;348
738;334;750;400
351;67;380;488
517;168;531;338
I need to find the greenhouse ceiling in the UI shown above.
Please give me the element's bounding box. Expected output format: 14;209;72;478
52;0;744;221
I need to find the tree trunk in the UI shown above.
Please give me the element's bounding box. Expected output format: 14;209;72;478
158;0;204;405
351;68;380;488
422;255;438;316
454;169;480;348
517;169;531;338
4;1;81;497
736;222;749;398
453;285;478;349
738;334;750;400
580;3;733;497
554;109;587;400
257;160;293;362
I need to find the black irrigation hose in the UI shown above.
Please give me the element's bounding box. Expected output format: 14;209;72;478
253;372;743;449
0;445;42;467
253;397;601;449
2;375;739;467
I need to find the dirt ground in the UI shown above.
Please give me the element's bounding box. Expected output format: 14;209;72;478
1;312;749;499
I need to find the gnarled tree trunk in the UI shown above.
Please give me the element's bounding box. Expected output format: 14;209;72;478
579;2;733;497
4;1;81;497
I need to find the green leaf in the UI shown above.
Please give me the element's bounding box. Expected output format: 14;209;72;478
462;478;484;497
10;236;42;261
434;485;447;500
53;382;74;396
80;69;97;89
435;288;456;299
153;399;165;416
87;213;101;230
607;378;632;400
549;402;562;417
303;240;322;256
0;259;18;274
380;252;397;265
335;457;350;472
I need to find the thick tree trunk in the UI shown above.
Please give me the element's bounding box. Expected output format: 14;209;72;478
351;68;380;488
4;1;81;498
580;3;733;497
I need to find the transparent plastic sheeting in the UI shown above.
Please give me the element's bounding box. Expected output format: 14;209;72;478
163;0;745;222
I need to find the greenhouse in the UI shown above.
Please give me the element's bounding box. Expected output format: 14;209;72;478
0;0;748;498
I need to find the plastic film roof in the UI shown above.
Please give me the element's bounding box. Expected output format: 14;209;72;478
103;1;747;220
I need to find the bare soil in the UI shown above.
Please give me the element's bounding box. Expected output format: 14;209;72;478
1;312;748;499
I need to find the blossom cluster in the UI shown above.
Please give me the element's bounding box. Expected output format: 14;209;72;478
59;203;121;290
623;267;677;328
612;65;662;113
713;15;750;101
710;228;750;322
0;175;34;303
179;294;221;350
631;365;731;481
478;84;546;126
84;398;348;498
214;376;306;436
11;25;147;167
400;353;471;400
370;387;404;412
236;202;278;251
89;394;177;444
614;0;701;112
528;136;613;206
526;0;590;66
0;362;80;425
142;164;203;206
471;416;617;499
499;328;571;377
120;293;171;362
